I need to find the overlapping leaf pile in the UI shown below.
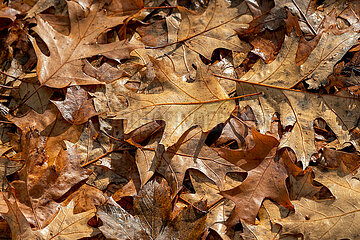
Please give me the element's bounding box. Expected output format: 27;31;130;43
0;0;359;239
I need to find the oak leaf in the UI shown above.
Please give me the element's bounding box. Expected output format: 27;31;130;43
236;85;360;166
97;176;207;240
1;198;97;240
8;130;91;228
94;56;236;147
177;0;251;60
8;104;83;163
274;168;360;239
31;0;138;88
217;129;295;225
180;170;237;240
132;0;251;83
238;29;359;90
51;86;97;125
137;126;240;196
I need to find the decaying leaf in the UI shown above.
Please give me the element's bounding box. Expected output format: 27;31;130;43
237;26;359;89
1;197;97;239
236;85;360;166
0;156;22;191
8;130;91;228
218;130;295;225
31;0;138;88
177;0;251;60
94;56;236;147
137;126;240;195
1;0;360;238
8;104;83;163
180;170;236;240
98;176;207;240
274;167;360;239
52;86;97;125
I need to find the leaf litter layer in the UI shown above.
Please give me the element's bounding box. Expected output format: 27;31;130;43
0;0;359;239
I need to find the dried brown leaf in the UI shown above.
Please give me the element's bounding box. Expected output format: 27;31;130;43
51;86;97;125
31;1;138;88
274;168;360;239
94;56;236;148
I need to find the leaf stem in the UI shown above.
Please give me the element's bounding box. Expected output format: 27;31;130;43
143;6;177;10
291;0;316;36
213;74;360;100
145;13;243;49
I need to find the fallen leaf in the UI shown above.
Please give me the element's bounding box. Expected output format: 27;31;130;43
216;127;279;170
0;6;20;30
288;167;321;200
8;104;83;163
98;176;207;240
180;170;236;240
25;0;66;19
274;167;360;239
64;184;107;214
237;27;359;89
0;157;22;191
236;84;360;166
218;129;295;225
94;56;236;147
31;0;138;88
52;86;97;125
19;80;53;113
9;130;91;228
143;126;240;195
106;0;144;15
2;198;97;239
177;0;251;60
320;147;360;175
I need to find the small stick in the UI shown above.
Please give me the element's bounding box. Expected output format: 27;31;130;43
291;0;317;36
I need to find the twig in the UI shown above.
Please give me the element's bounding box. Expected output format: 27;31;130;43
0;70;18;80
291;0;317;36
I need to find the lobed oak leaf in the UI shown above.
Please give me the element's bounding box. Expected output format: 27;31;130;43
177;0;251;60
274;168;360;239
288;167;321;200
216;127;279;170
97;176;207;240
133;0;252;83
137;126;240;196
94;56;236;148
1;197;97;240
8;130;91;228
235;7;291;63
51;86;97;125
218;130;295;225
31;0;138;88
237;28;359;90
8;104;83;164
236;85;360;167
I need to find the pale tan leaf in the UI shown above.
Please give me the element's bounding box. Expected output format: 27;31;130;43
98;176;207;240
177;0;252;60
94;57;236;147
31;1;137;88
274;168;360;239
236;85;360;166
239;29;359;89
